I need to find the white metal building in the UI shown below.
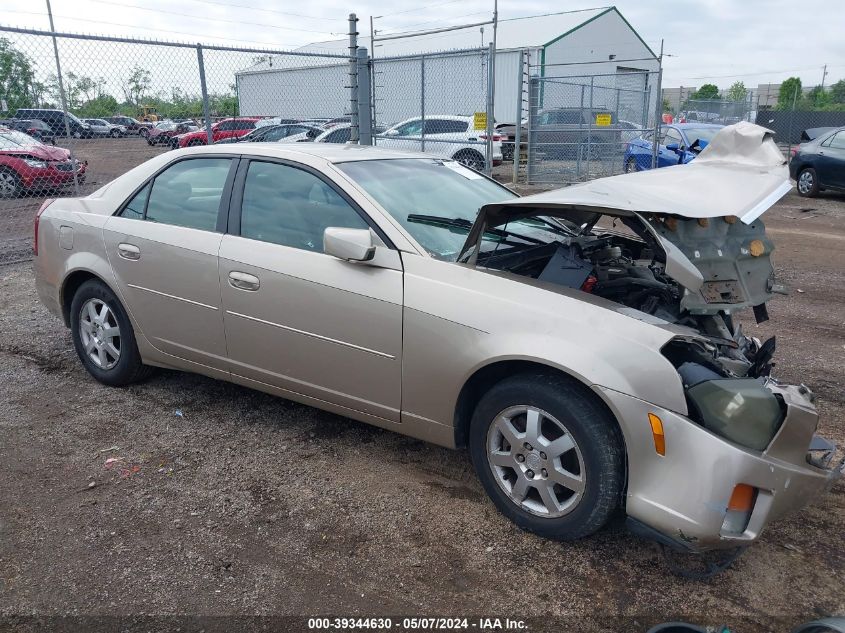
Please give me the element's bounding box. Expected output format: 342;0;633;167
236;6;659;125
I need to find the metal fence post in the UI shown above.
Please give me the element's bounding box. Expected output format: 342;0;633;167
485;42;495;175
651;40;664;169
420;55;426;152
527;75;540;184
586;76;594;180
196;44;213;144
357;47;372;145
348;13;359;143
511;48;525;185
45;0;79;195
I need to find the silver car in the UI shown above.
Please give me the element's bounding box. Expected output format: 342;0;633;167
83;118;127;138
34;124;842;553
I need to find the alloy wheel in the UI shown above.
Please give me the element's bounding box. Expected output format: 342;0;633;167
78;298;122;370
0;171;18;197
486;405;585;518
798;170;814;194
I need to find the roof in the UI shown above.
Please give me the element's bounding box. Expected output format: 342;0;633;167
180;142;445;164
240;6;650;71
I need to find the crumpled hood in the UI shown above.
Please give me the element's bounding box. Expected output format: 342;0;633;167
466;122;789;233
0;143;70;161
459;122;791;314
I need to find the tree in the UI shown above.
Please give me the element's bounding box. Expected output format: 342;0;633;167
0;38;37;113
693;83;720;100
829;79;845;105
726;81;747;102
803;85;830;109
777;77;802;110
122;66;151;109
662;97;672;114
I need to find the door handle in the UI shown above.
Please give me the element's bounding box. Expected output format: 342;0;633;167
228;271;260;291
117;243;141;260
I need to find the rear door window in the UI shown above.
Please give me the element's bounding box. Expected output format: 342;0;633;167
120;158;232;231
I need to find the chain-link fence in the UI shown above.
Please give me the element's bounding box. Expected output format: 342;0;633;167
525;71;658;185
371;47;494;173
675;97;757;125
0;25;356;263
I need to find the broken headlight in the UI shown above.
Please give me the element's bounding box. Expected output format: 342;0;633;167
682;370;784;451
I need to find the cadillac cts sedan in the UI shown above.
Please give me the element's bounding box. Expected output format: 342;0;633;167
34;124;842;553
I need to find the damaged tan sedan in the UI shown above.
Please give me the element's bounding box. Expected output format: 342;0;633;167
34;122;842;556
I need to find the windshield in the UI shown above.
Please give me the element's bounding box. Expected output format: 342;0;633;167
683;127;721;145
338;158;521;260
0;128;42;147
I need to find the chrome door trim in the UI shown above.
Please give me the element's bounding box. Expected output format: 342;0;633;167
126;283;219;311
226;310;396;359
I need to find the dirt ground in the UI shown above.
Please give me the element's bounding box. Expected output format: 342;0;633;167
0;138;844;632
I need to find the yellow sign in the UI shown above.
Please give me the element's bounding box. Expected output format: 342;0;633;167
473;112;488;130
595;113;612;127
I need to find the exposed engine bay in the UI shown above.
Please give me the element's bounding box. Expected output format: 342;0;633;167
477;212;781;382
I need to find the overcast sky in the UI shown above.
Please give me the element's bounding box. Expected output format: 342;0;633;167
3;0;842;90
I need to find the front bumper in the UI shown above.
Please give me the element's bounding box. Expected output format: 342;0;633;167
22;162;87;190
598;384;842;552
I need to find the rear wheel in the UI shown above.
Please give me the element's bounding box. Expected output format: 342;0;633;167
70;279;153;386
139;128;149;138
187;139;204;147
110;128;121;138
624;156;637;173
453;149;485;172
0;168;22;198
797;167;819;197
469;372;623;540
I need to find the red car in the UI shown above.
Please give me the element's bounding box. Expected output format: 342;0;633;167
0;127;86;198
146;121;199;146
172;117;260;148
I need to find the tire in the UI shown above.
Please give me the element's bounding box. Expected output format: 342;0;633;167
796;167;819;197
139;128;149;138
453;149;485;172
624;157;637;173
69;279;154;386
147;139;155;146
72;130;82;139
187;139;203;147
0;167;22;198
110;128;120;138
469;372;623;541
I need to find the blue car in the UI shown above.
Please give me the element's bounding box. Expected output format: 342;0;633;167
623;123;723;172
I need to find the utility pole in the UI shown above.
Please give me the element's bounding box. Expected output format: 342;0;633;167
821;64;828;90
45;0;79;196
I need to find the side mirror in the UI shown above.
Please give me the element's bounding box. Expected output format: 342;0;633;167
324;227;375;262
384;129;399;136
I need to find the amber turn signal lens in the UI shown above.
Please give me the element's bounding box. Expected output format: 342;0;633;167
647;413;665;456
728;483;756;512
749;239;765;257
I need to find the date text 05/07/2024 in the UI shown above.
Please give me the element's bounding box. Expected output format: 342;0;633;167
307;617;528;630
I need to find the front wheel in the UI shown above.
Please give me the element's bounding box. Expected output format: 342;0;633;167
452;149;485;172
70;279;153;386
139;128;149;138
796;167;819;197
469;372;623;541
110;128;121;138
0;168;22;198
624;156;637;173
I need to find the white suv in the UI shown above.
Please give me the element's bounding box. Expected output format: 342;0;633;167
375;115;502;171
